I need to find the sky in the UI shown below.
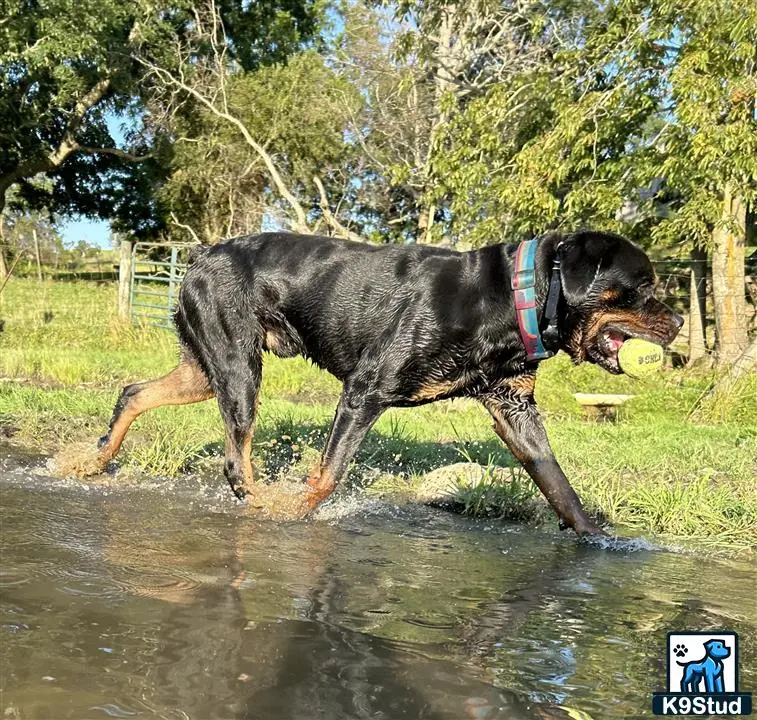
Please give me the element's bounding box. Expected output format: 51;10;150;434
58;113;127;249
59;216;112;249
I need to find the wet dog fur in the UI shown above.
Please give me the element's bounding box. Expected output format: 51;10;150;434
94;230;683;534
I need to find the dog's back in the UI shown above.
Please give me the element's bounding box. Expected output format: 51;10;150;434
175;232;492;385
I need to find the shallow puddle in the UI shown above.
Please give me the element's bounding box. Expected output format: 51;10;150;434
1;446;755;719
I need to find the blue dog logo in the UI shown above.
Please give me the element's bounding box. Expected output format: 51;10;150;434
678;639;731;693
652;630;753;716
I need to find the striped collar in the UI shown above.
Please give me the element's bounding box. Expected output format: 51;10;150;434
511;238;562;363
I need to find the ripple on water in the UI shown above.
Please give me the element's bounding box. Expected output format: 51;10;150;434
1;447;755;720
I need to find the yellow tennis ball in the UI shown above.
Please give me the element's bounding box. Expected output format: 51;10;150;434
618;338;664;378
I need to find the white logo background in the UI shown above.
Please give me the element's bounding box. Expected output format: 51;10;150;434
668;633;737;693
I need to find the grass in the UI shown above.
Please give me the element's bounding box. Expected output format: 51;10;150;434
1;277;756;550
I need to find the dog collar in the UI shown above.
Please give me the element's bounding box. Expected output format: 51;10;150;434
511;238;562;363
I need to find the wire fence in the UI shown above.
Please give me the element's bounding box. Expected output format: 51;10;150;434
651;258;757;357
0;242;119;282
2;244;755;359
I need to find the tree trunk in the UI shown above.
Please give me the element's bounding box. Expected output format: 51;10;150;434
416;202;436;244
415;7;464;245
723;334;757;385
687;244;708;365
711;185;748;365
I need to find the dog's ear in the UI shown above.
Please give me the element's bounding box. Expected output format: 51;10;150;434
559;231;621;306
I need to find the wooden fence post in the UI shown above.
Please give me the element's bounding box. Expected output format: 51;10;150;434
118;239;133;319
32;228;43;282
687;245;708;366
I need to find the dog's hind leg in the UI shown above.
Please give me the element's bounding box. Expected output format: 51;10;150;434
97;357;214;468
215;351;263;501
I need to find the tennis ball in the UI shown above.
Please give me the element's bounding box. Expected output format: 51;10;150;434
617;338;664;378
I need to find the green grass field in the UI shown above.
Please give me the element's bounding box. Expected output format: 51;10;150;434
1;278;755;550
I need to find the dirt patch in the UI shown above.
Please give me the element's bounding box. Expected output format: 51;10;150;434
0;422;20;439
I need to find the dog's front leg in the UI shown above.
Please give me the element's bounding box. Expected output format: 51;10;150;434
481;383;604;536
304;385;386;511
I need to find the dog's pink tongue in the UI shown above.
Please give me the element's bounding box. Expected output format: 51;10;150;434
608;332;625;352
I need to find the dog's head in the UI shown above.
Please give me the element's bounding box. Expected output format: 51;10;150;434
557;231;683;374
704;639;731;660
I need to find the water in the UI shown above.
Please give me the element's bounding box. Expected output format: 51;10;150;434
1;447;755;719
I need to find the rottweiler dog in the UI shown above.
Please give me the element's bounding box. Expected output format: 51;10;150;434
95;230;682;535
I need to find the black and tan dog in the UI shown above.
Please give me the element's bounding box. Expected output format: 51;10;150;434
94;230;682;535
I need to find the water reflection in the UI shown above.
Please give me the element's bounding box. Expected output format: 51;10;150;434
1;461;755;719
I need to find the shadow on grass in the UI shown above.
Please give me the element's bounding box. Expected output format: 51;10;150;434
188;415;518;484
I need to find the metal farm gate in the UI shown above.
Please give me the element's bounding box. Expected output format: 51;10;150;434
128;242;196;329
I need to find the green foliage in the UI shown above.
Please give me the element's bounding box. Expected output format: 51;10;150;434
453;461;542;522
161;51;362;242
654;0;757;247
428;0;757;249
0;0;172;223
0;0;324;233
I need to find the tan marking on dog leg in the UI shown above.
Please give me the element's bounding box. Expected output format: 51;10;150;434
304;465;336;510
100;361;213;465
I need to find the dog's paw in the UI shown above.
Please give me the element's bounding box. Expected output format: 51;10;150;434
674;644;687;658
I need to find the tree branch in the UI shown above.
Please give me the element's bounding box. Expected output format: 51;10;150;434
313;175;365;243
78;146;154;162
169;211;201;243
140;57;311;232
0;76;114;209
48;76;113;167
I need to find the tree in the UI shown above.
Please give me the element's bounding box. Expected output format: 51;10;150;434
657;0;756;363
396;0;561;242
330;2;436;243
0;0;323;271
0;0;158;220
137;0;366;242
158;51;362;243
428;0;674;245
332;0;559;244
